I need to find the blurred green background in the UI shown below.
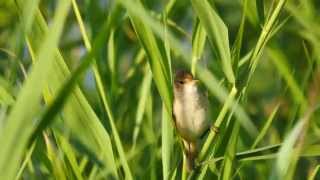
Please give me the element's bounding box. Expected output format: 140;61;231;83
0;0;319;179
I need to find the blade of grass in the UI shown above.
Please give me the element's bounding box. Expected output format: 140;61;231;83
163;5;175;178
191;87;237;177
286;2;320;65
203;143;320;166
191;0;235;84
0;1;70;179
221;146;320;163
132;67;153;149
163;5;173;82
162;105;174;180
24;4;122;178
43;132;68;179
270;109;313;180
244;0;259;26
27;40;119;178
107;29;117;95
231;0;248;73
191;20;206;76
251;104;280;148
270;42;308;134
128;2;173;112
16;0;40;35
71;1;133;178
235;104;279;178
0;84;14;105
197;68;258;136
302;145;320;156
239;154;277;162
15;142;36;180
198;86;238;162
79;157;88;174
222;121;240;180
124;1;175;178
256;0;265;25
308;165;320;180
194;98;238;178
267;48;308;111
56;133;84;180
247;0;287;85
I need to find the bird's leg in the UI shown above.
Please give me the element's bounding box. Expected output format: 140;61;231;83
172;112;177;130
210;125;219;134
183;140;197;171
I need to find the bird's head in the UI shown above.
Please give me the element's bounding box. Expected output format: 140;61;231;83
174;70;199;91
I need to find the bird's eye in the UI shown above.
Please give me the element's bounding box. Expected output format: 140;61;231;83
178;80;184;84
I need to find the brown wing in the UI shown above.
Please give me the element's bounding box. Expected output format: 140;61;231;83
199;90;211;138
172;111;177;129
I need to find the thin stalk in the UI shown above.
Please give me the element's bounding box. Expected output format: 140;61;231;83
15;143;36;180
248;0;287;83
182;156;187;180
71;1;133;179
198;86;238;162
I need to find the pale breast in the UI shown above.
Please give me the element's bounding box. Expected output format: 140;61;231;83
173;84;210;142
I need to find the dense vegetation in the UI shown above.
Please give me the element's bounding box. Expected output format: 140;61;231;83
0;0;319;179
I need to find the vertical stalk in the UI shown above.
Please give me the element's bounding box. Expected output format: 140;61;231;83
198;86;237;162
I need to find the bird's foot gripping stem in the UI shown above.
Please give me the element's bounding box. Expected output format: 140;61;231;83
210;125;219;134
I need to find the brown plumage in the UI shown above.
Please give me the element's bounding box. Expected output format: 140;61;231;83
173;70;210;171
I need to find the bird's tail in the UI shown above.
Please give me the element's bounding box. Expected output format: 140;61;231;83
184;141;197;171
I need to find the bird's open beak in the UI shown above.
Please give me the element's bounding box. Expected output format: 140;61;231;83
193;79;199;83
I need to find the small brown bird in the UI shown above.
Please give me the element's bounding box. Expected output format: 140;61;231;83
173;70;210;171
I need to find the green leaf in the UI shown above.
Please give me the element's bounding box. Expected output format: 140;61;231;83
271;120;306;180
247;0;287;85
25;3;121;179
308;165;320;180
0;84;14;105
43;132;68;180
222;122;240;180
251;104;279;148
198;86;238;162
256;0;265;25
121;2;175;178
191;20;207;76
132;67;153;149
267;48;308;111
301;145;320;157
232;0;248;73
15;142;36;180
191;0;235;84
56;133;84;180
162;8;175;179
128;3;173;112
17;0;40;35
162;105;174;180
0;1;71;179
244;0;259;26
71;1;132;178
